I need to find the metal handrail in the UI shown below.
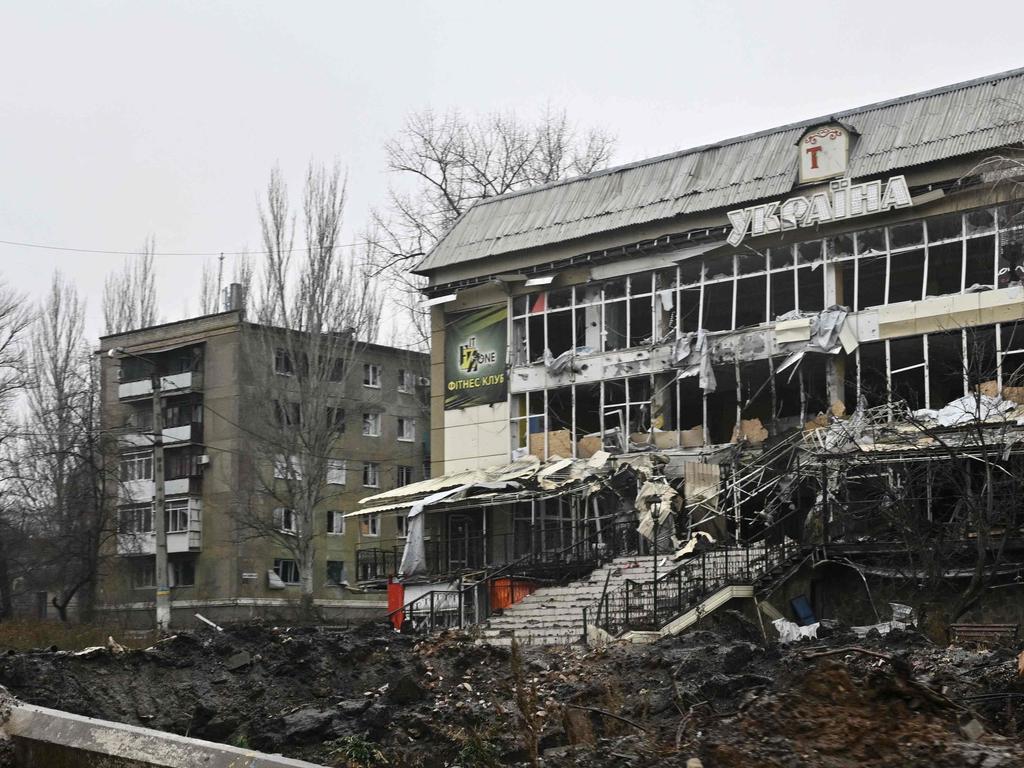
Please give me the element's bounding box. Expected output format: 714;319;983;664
387;519;640;633
593;536;803;637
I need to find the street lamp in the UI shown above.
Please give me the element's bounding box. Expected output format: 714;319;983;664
650;498;662;628
108;347;170;633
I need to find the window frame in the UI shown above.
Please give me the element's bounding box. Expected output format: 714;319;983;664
363;363;381;388
362;412;381;437
327;510;345;535
360;513;381;537
273;558;301;585
362;462;380;488
397;417;415;442
120;451;153;482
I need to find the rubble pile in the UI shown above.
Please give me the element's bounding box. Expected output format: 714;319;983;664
0;615;1022;766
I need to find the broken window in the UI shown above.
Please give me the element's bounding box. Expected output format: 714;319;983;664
168;557;195;588
856;253;886;310
887;249;924;304
889;222;923;250
706;365;737;443
603;298;627;351
926;241;962;296
858;343;887;407
797;264;824;312
770;268;796;319
735;274;767;328
739;359;772;424
1001;321;1024;388
326;560;346;586
547;306;573;356
927;331;965;407
273;559;300;584
547;387;573;448
802;355;831;416
679;286;701;333
702;281;732;331
888;336;926;409
965;235;996;288
966;326;998;391
574;382;601;452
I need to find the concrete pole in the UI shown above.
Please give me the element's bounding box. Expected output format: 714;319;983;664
152;374;171;632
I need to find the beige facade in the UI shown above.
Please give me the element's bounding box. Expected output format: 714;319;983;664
96;311;428;626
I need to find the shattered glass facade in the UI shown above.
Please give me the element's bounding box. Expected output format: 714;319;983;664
509;202;1024;457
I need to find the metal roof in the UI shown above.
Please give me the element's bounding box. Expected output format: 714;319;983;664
417;67;1024;275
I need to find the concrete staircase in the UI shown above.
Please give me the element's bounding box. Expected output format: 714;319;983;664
477;555;660;646
477;542;796;647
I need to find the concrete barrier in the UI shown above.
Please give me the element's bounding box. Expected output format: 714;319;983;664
3;701;326;767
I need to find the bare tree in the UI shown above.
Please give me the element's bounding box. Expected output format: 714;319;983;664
0;278;32;618
235;162;382;615
102;235;158;334
369;107;615;346
198;258;220;315
9;274;115;621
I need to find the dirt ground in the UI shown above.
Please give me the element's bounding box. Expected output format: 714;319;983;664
1;613;1023;767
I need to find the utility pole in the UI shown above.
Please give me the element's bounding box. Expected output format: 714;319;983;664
151;371;170;632
112;346;171;632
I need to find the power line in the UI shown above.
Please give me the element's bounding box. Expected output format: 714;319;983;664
0;236;422;258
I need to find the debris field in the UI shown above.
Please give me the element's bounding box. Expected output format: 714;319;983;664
1;614;1023;767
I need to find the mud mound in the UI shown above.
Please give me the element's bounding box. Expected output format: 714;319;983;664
0;621;1022;767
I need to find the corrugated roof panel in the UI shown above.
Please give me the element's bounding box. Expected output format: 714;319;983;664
419;69;1024;275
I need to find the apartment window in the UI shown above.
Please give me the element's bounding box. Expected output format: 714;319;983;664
273;454;302;480
273;558;300;585
360;514;380;537
423;460;431;480
274;349;294;375
329;357;346;382
119;504;153;534
165;499;189;533
273;507;297;534
120;451;152;482
362;412;381;437
363;363;381;388
274;400;301;426
397;417;415;442
327;407;346;431
131;560;156;589
362;462;380;487
396;465;413;487
168;557;195;587
326;459;347;485
397;368;415;393
164;398;202;428
396;514;407;538
326;560;347;586
326;510;345;535
165;449;201;480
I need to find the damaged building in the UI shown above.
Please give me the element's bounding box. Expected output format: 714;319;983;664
356;67;1024;641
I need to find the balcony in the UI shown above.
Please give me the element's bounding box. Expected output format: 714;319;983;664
118;371;197;401
119;477;193;502
117;499;202;556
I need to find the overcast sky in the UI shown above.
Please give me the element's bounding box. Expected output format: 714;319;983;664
3;0;1023;344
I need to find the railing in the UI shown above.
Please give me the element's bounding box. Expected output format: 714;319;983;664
591;536;803;637
360;519;642;582
387;518;643;634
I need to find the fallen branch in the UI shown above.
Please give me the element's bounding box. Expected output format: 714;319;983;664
564;703;647;732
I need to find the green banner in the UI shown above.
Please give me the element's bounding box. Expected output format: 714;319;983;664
444;305;508;410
